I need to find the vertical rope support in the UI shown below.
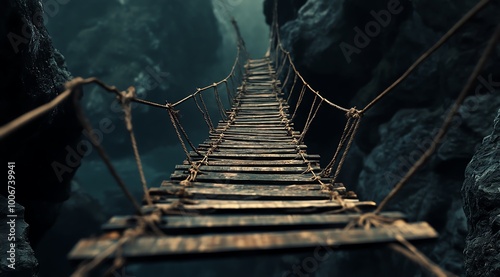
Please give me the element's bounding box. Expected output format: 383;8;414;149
331;115;362;183
281;63;292;90
290;85;307;122
287;74;299;103
224;80;234;104
276;50;288;77
299;96;323;143
167;107;193;164
213;85;227;120
193;95;214;133
198;93;215;129
321;116;354;177
119;87;153;206
73;90;144;215
170;107;202;156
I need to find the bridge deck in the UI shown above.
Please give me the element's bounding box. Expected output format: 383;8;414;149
68;58;437;263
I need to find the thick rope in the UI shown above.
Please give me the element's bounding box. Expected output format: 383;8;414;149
281;63;293;90
213;85;227;119
119;87;153;206
389;239;455;277
361;0;492;114
321;116;354;177
193;94;215;132
72;90;144;216
169;106;203;156
299;96;324;143
224;80;234;104
375;23;500;214
167;106;193;164
331;114;362;183
290;85;307;121
287;74;299;103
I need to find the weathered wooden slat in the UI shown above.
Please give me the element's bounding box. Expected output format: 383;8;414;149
239;101;288;105
170;171;326;185
102;212;406;233
69;222;437;262
209;136;299;143
197;148;298;154
148;199;376;214
189;152;319;160
221;125;291;129
175;165;318;173
149;184;342;201
198;143;305;149
182;160;315;166
230;114;283;118
215;130;295;136
160;181;331;191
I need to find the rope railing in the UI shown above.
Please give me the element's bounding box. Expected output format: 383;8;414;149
269;0;497;275
0;0;497;274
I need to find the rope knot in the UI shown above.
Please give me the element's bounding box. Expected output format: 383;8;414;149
346;107;362;119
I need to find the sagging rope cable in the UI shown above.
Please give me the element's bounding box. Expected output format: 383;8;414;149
361;0;492;114
170;20;248;109
270;1;352;114
375;23;500;214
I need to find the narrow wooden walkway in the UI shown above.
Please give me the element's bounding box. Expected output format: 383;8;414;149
69;58;437;263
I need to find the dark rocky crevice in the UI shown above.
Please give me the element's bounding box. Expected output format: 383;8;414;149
265;0;500;275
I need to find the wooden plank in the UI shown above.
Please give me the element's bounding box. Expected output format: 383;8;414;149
215;130;294;136
150;184;345;201
170;173;326;185
102;212;406;233
175;165;318;173
204;138;297;144
196;148;299;154
198;143;305;149
239;101;286;105
152;199;373;212
188;152;319;160
231;115;282;119
219;126;294;131
69;222;437;261
160;181;333;191
182;160;316;166
209;136;299;143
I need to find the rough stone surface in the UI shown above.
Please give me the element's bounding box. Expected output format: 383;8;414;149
0;196;38;277
463;109;500;277
0;0;80;249
265;0;500;275
46;0;224;156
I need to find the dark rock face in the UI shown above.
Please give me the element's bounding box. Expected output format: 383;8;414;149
45;0;223;156
463;109;500;277
34;182;107;277
0;0;80;249
265;0;500;275
0;196;38;277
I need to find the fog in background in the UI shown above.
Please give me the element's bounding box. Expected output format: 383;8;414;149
37;1;269;276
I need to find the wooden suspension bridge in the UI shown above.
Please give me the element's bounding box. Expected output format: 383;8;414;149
68;57;437;266
0;1;495;275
